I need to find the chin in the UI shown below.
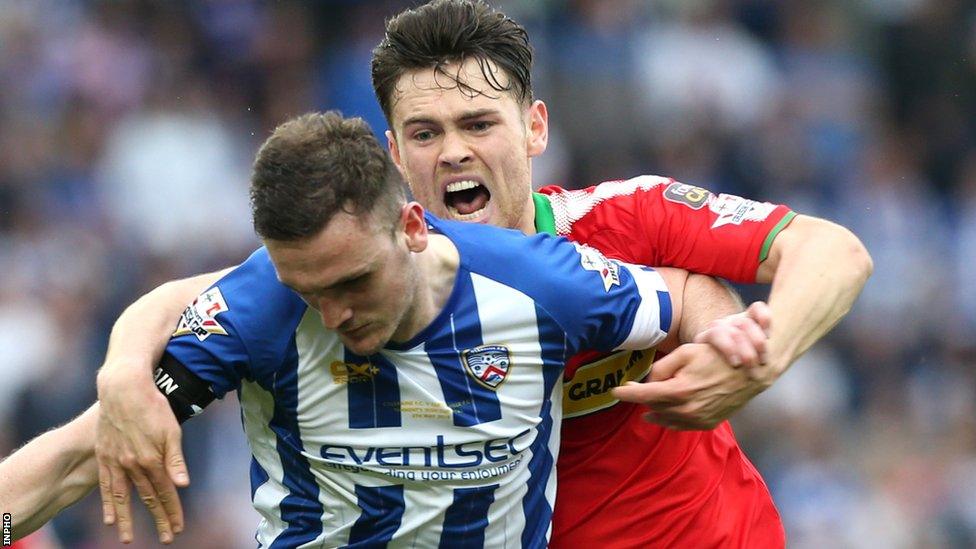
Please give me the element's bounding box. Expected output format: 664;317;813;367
347;343;383;356
341;336;382;356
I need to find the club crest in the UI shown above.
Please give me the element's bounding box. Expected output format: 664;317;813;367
462;345;511;390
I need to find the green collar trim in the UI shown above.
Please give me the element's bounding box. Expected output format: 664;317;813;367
533;192;557;235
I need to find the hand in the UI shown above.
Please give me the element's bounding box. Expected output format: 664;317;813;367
611;343;769;430
693;301;770;367
610;302;774;429
96;365;188;544
694;301;777;384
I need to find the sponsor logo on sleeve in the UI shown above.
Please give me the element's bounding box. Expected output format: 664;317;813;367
173;287;230;341
709;194;777;228
575;243;621;292
462;345;511;389
663;182;711;210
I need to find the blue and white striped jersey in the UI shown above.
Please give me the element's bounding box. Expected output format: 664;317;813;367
166;214;672;548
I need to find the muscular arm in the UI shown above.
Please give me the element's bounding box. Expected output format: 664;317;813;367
756;215;872;380
647;270;759;358
95;268;228;544
612;272;773;429
677;275;743;345
0;262;229;542
1;405;99;540
614;215;870;429
99;269;230;389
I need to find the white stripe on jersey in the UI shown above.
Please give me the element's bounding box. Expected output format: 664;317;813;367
294;309;358;548
240;380;290;547
469;273;556;546
397;487;456;546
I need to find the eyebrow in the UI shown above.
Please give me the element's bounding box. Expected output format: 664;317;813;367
281;268;371;295
323;269;371;290
401;108;500;128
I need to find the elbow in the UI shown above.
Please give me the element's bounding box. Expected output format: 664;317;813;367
839;227;873;287
786;216;873;291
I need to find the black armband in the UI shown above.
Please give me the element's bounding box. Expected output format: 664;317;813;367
154;353;215;423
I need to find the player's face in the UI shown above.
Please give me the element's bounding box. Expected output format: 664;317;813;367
386;58;548;234
265;207;424;355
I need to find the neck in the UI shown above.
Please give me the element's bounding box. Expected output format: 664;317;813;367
518;193;537;235
390;234;459;343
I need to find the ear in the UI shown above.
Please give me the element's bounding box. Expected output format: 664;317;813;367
526;100;549;158
399;201;428;253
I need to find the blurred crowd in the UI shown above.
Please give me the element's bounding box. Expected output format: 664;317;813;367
1;0;974;547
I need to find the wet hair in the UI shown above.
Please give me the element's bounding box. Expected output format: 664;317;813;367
250;111;405;241
371;0;533;123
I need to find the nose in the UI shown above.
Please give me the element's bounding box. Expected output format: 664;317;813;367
439;130;472;169
317;298;353;330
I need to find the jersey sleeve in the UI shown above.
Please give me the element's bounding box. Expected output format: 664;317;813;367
528;237;672;355
442;218;673;356
539;177;796;282
164;247;307;399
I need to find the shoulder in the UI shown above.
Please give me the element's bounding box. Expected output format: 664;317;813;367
429;215;626;312
538;176;675;234
176;247;307;347
430;215;578;284
538;175;674;200
216;248;304;315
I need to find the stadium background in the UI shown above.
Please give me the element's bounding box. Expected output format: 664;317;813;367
1;0;974;547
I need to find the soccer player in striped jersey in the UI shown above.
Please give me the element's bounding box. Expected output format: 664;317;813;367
94;1;871;547
151;111;688;547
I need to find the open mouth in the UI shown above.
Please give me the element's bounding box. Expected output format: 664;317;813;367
444;180;491;220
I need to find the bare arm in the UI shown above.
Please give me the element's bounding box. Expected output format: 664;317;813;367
614;215;870;429
99;269;230;390
95;268;229;544
677;275;743;344
1;405;99;540
613;271;771;429
755;215;872;380
655;272;765;363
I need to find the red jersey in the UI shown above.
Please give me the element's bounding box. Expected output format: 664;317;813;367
534;176;795;548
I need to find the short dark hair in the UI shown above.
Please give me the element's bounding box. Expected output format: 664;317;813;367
250;111;405;241
371;0;533;123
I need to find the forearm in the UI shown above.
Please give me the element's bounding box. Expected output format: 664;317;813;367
2;404;100;539
99;269;229;385
759;215;872;375
678;275;744;344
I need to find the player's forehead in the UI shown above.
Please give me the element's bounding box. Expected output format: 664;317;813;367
389;58;522;126
267;214;386;291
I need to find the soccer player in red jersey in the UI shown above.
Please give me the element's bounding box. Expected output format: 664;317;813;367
534;178;792;547
93;1;872;546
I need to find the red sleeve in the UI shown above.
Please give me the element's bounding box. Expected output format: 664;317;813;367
539;177;796;283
